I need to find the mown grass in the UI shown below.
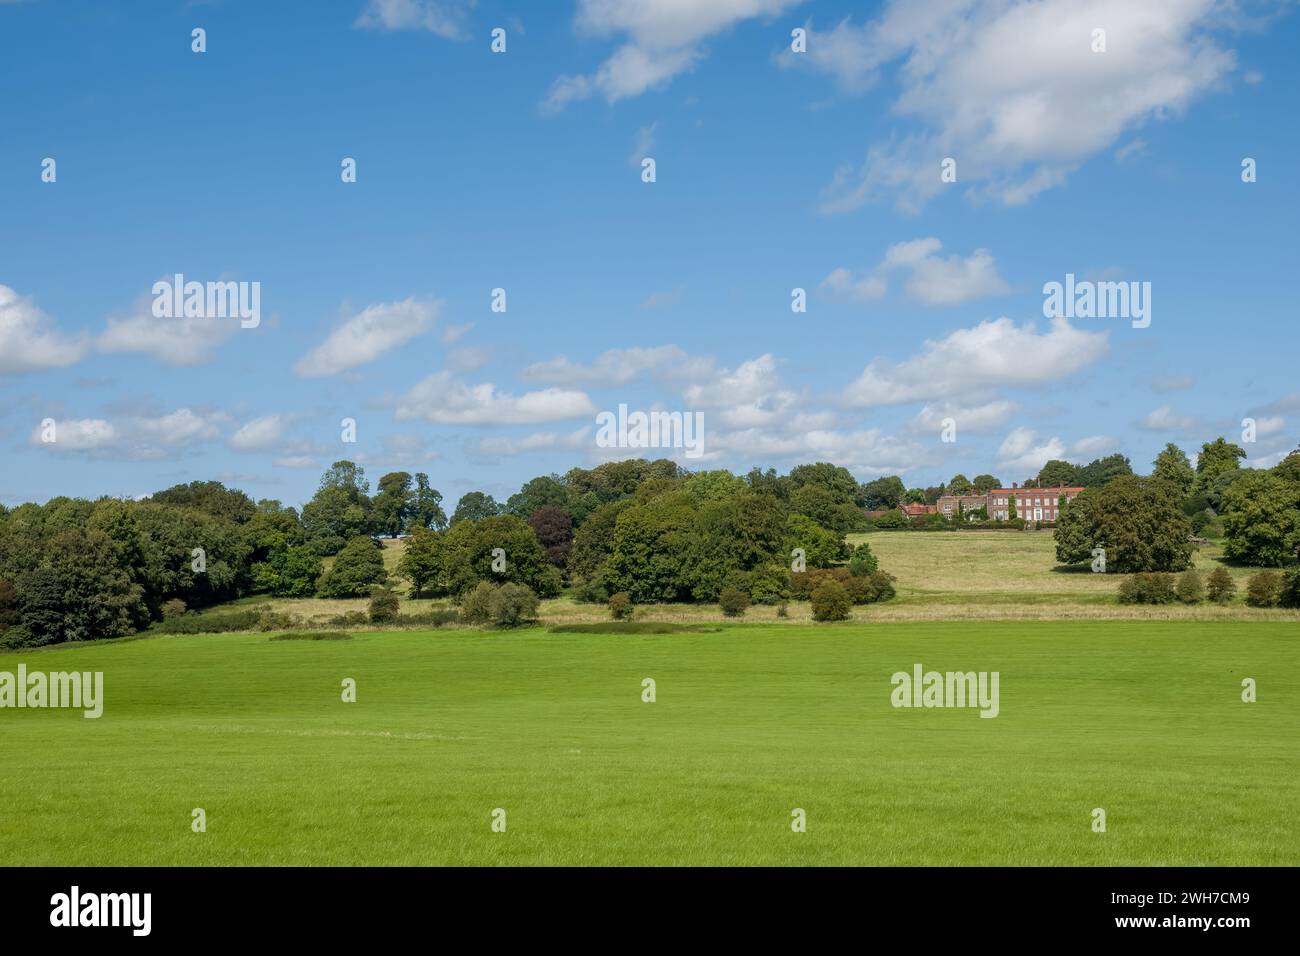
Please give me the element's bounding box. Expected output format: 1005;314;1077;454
0;620;1295;865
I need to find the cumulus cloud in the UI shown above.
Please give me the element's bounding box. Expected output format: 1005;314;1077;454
97;288;239;366
474;427;592;457
997;427;1117;475
353;0;474;39
230;413;292;452
820;238;1008;306
294;297;440;378
1139;404;1200;432
0;284;90;373
910;398;1016;434
31;408;220;460
390;371;596;425
806;0;1239;213
522;345;709;387
543;0;798;110
844;316;1108;407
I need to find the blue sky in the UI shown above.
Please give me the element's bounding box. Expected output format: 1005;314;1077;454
1;0;1297;509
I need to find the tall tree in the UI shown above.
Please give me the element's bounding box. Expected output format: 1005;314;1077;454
373;471;414;538
1152;443;1195;497
451;491;502;524
409;473;448;532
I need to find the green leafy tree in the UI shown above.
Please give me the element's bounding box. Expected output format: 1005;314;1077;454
151;480;256;524
1034;460;1079;488
451;491;502;524
372;472;414;538
1206;568;1236;604
397;526;443;597
438;515;561;597
409;473;448;532
505;475;572;520
861;476;905;511
946;474;973;496
848;542;879;575
316;536;388;598
1053;476;1192;572
786;514;845;569
1075;454;1132;487
1197;437;1247;480
302;461;373;554
971;474;1002;495
1221;470;1300;566
1152;443;1196;497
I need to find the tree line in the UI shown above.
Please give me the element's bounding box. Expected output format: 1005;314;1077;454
0;459;896;648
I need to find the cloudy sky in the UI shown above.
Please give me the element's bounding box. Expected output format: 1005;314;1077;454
1;0;1296;507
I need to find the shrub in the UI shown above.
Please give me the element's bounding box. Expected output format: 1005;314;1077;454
393;608;460;627
573;576;610;605
255;609;300;632
269;631;352;641
776;601;789;618
719;587;750;617
459;581;496;624
1174;569;1204;605
327;610;370;627
608;591;634;621
1117;572;1176;605
161;598;188;620
368;586;400;623
460;581;540;626
487;582;540;627
1280;568;1300;609
1206;568;1237;604
153;607;265;633
811;579;851;622
791;567;896;605
1245;571;1283;608
847;543;878;576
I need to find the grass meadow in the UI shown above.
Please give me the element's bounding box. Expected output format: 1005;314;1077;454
1;619;1295;866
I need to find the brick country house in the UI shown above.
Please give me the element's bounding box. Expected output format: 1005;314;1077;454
936;484;1084;522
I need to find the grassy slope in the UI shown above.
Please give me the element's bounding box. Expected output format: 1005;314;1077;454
222;531;1300;626
2;620;1295;865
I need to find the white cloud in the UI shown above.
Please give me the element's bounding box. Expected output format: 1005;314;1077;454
522;345;706;387
910;398;1016;434
353;0;473;39
809;0;1239;213
844;316;1108;407
997;428;1118;475
821;238;1008;306
475;427;592;457
997;427;1066;475
391;372;596;425
230;413;291;452
1140;404;1199;432
31;408;220;460
681;354;814;429
97;290;238;366
0;285;90;373
294;297;439;378
543;0;798;110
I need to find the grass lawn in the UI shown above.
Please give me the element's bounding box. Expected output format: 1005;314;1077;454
2;620;1295;865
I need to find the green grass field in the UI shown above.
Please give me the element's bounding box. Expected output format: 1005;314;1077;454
2;619;1295;866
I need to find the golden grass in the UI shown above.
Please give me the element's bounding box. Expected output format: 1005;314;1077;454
219;530;1297;626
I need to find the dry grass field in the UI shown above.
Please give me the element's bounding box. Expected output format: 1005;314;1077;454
211;530;1299;628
